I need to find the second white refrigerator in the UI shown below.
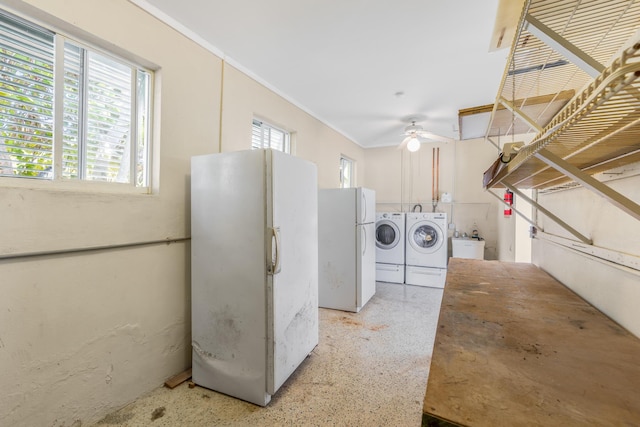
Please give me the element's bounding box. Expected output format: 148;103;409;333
318;187;376;312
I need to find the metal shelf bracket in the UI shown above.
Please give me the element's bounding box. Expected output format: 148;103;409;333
504;183;592;245
535;149;640;222
524;13;605;78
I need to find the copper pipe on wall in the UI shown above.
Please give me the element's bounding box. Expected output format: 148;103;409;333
431;148;435;202
437;147;440;199
433;147;440;212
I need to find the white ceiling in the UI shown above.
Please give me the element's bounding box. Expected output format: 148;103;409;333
131;0;510;148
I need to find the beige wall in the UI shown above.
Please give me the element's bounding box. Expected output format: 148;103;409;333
220;64;365;188
0;0;222;255
365;138;504;260
363;147;403;208
0;1;364;426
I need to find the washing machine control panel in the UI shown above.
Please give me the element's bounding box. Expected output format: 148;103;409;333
381;212;403;219
418;213;446;220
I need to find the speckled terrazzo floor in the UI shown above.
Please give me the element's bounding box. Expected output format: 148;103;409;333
93;282;443;427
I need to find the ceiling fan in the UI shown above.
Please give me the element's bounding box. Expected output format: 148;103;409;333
397;119;454;152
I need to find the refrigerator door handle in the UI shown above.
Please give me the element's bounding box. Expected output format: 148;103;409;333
269;226;282;275
362;226;366;256
361;191;367;223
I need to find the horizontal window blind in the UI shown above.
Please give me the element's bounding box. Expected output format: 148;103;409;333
135;70;151;187
252;119;290;153
0;12;54;178
251;119;265;149
84;50;132;183
0;8;152;187
62;42;81;179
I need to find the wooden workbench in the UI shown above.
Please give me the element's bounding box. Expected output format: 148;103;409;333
423;258;640;426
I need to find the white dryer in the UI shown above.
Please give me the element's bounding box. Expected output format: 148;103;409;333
375;212;405;284
405;212;448;288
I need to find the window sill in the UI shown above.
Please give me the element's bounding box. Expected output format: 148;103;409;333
0;177;152;195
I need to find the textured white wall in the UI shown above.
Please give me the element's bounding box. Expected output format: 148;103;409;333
532;240;640;338
0;244;191;426
532;166;640;338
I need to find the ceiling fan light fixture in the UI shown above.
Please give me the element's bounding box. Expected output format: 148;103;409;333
407;136;421;152
404;121;421;134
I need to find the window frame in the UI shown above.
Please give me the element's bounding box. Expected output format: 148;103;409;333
251;118;290;153
0;8;154;193
340;155;354;188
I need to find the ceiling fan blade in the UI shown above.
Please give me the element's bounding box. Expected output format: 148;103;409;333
397;135;412;150
417;131;454;143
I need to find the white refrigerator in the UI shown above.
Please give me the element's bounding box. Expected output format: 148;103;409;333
318;187;376;312
190;149;319;406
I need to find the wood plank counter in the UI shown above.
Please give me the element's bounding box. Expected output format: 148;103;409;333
423;258;640;427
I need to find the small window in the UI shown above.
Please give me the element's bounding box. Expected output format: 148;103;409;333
340;156;354;188
0;9;152;187
252;119;290;153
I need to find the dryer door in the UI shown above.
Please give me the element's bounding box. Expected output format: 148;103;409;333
408;221;443;254
376;220;400;250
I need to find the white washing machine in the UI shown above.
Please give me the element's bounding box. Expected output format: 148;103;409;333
405;212;448;288
375;212;405;284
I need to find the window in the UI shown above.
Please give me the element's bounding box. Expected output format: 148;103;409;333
340;156;354;188
251;119;290;153
0;9;152;187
